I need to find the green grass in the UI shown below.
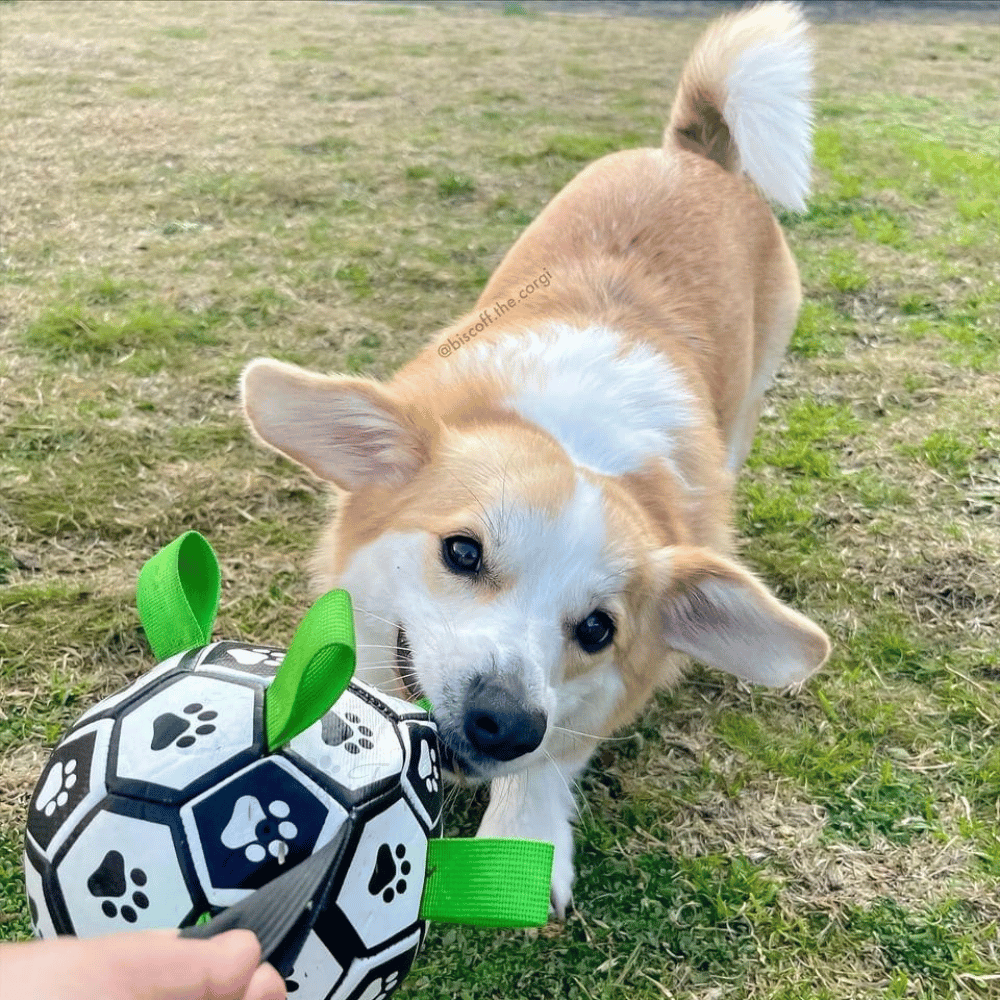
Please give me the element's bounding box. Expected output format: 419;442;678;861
2;2;999;997
903;429;978;479
159;26;207;41
436;173;477;199
23;301;224;366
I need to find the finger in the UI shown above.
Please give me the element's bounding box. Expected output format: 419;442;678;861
173;928;263;999
0;929;265;1000
98;928;263;1000
243;961;288;1000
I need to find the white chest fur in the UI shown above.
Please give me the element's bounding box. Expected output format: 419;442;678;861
457;322;695;477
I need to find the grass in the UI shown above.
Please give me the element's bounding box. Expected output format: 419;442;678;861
1;1;999;997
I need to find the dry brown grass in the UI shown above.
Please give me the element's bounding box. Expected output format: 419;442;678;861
2;2;998;997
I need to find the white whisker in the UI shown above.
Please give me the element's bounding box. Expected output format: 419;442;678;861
552;724;632;743
352;606;399;630
544;750;589;822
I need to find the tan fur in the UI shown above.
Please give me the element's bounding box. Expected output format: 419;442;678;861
242;2;829;910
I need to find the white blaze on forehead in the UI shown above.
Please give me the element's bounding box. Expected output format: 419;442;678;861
455;322;695;476
495;473;616;622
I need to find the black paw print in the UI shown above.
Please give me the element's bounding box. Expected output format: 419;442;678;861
320;711;375;755
86;850;150;923
150;703;218;751
368;843;411;904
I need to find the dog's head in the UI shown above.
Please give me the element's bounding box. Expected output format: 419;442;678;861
242;359;830;782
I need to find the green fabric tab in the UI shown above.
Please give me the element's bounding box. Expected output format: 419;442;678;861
419;838;553;927
136;532;220;662
264;590;356;752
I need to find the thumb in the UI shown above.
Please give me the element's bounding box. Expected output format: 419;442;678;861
123;929;287;1000
0;929;287;1000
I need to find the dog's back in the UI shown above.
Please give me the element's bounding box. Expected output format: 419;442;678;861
421;1;814;475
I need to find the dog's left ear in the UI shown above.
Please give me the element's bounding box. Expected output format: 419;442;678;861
241;358;437;492
654;546;830;686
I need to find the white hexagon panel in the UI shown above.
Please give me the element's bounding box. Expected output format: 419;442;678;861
282;929;346;1000
55;809;195;937
110;674;261;804
25;719;113;860
284;688;404;804
333;927;422;1000
180;756;349;907
335;798;427;952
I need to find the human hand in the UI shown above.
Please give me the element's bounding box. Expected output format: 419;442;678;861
0;927;286;1000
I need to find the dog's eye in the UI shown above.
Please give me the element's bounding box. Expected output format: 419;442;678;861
575;611;615;653
442;535;482;574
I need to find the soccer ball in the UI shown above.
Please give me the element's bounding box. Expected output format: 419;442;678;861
23;638;443;1000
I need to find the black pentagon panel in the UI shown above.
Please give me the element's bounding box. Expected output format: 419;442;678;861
51;796;202;939
399;720;443;836
181;757;350;903
107;673;265;806
26;725;102;855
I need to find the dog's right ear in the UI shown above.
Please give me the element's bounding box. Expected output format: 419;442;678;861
241;358;437;492
654;545;831;688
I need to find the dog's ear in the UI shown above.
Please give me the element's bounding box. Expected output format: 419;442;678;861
241;358;437;492
654;546;830;686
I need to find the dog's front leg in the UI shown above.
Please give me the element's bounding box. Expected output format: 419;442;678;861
476;759;583;918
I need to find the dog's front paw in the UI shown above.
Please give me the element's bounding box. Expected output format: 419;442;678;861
476;769;577;920
548;833;575;919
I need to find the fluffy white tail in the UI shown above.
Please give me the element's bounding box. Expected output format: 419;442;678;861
666;1;813;211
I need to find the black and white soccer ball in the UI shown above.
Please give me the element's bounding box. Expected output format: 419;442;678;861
23;640;443;1000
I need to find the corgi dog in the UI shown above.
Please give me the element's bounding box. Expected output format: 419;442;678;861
241;1;830;915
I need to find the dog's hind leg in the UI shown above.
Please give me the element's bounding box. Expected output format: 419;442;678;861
726;235;802;474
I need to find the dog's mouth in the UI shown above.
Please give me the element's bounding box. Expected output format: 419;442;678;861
394;626;421;701
394;625;464;778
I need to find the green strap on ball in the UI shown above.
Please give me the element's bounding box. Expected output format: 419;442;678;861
420;838;554;927
264;590;356;752
137;532;356;750
137;531;220;661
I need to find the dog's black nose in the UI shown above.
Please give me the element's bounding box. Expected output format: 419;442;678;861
463;674;546;762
